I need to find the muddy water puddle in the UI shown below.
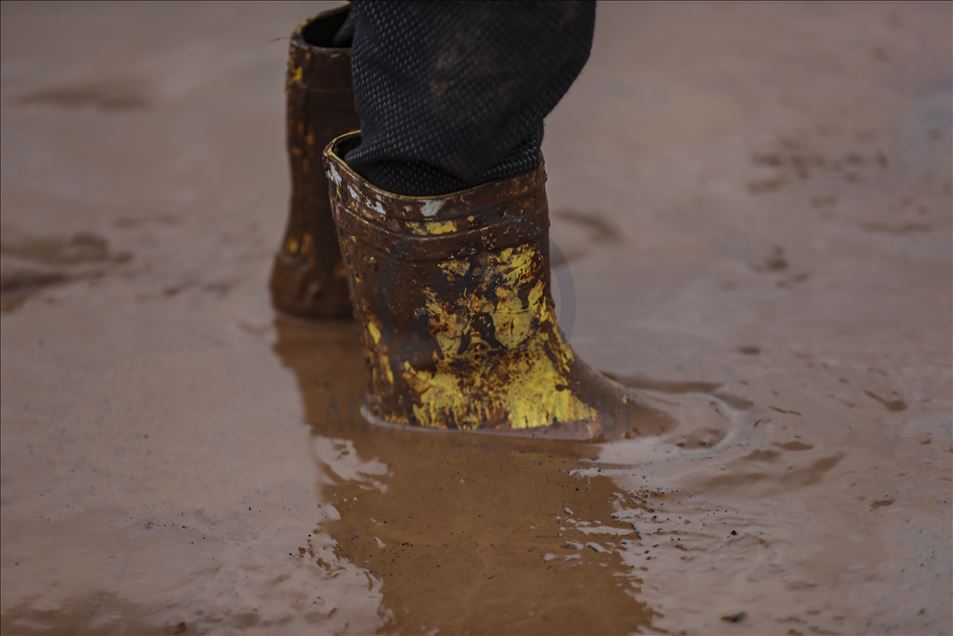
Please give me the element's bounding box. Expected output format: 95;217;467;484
258;317;950;635
3;308;948;635
274;320;662;635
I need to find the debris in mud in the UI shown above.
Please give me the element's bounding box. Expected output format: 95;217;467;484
863;390;908;412
721;611;747;623
747;133;892;197
769;405;802;416
869;498;895;510
762;246;788;271
775;441;813;451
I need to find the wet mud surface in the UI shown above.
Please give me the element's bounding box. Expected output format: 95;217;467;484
2;2;951;635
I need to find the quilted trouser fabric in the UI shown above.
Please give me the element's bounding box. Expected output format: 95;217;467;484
343;0;596;195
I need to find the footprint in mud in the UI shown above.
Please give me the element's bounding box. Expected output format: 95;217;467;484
555;209;621;246
747;133;890;194
0;232;131;312
551;209;622;267
13;78;152;112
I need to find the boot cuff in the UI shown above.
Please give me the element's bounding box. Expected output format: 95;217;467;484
324;132;550;260
288;5;353;97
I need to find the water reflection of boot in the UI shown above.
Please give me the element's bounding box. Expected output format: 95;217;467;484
323;132;671;440
269;6;358;320
272;317;365;435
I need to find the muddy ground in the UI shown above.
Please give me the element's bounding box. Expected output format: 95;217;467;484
1;2;951;635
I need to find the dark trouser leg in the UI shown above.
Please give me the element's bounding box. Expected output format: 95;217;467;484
344;0;596;196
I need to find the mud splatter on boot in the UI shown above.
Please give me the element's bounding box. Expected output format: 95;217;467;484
269;5;358;320
324;132;671;440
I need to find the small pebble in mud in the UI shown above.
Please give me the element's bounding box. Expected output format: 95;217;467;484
737;345;761;355
722;612;747;623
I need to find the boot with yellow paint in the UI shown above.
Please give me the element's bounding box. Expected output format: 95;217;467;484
269;5;358;320
323;132;669;440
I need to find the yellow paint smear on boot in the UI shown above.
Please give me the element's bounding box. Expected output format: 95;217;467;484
403;364;469;427
505;335;594;429
366;320;382;345
365;319;394;385
491;285;534;350
410;220;457;236
396;244;596;430
437;260;469;279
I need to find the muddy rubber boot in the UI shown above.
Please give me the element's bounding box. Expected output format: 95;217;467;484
269;5;359;320
323;132;670;440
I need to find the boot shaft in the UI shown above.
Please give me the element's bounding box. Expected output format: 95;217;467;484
271;5;359;320
324;133;612;434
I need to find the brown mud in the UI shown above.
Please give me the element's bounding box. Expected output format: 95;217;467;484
1;2;951;635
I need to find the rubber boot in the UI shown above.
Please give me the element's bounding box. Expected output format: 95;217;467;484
269;5;358;320
323;132;670;440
